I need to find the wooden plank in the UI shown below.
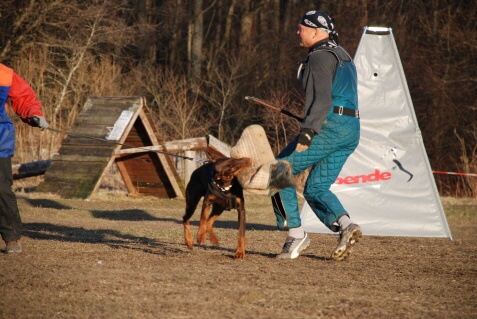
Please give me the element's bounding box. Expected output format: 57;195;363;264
117;154;160;172
39;162;105;180
68;125;111;137
138;111;159;147
58;145;115;157
38;174;102;184
81;100;143;115
86;96;143;107
114;137;208;155
208;135;231;157
52;155;110;162
126;173;161;183
128;181;166;188
76;110;123;119
74;113;125;126
36;182;82;197
154;154;182;198
120;165;164;174
115;159;137;194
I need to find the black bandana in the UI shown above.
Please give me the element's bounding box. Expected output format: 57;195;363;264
299;10;339;45
300;10;334;30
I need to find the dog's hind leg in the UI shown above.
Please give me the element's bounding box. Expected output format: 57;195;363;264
183;220;194;250
183;189;203;250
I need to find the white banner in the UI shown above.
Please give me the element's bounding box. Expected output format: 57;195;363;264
301;27;452;238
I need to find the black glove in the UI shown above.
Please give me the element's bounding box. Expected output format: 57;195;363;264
297;128;315;147
31;116;49;130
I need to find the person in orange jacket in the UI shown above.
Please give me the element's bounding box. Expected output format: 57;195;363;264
0;63;49;253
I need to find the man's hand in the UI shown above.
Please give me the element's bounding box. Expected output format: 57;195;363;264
296;128;314;152
31;116;49;130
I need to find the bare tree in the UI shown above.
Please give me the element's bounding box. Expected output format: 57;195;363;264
200;56;244;141
135;63;213;141
0;0;51;62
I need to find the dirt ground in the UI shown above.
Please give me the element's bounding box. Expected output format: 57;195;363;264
0;192;476;319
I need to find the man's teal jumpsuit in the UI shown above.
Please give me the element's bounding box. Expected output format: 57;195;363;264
272;40;360;232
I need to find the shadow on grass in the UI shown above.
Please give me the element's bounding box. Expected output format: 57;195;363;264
91;209;161;221
186;242;330;260
18;195;277;230
19;197;72;210
186;219;277;231
22;222;184;255
22;222;284;258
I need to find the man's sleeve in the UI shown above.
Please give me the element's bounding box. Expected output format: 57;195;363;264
8;71;43;123
300;51;337;134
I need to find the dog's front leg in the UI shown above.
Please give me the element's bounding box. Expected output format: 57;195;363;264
234;197;246;260
197;199;212;245
207;205;224;246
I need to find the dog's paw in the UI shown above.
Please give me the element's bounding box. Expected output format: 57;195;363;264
209;233;219;246
197;232;206;245
234;250;245;260
185;240;193;250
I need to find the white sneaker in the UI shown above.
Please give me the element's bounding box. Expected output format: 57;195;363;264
276;232;310;259
5;240;22;254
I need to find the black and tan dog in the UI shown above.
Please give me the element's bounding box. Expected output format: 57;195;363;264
183;157;252;259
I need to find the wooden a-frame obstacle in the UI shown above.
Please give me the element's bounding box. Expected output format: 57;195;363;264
37;96;229;199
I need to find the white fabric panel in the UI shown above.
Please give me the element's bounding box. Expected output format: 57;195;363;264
301;27;452;238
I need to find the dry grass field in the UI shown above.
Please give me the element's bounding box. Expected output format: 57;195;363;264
1;192;476;319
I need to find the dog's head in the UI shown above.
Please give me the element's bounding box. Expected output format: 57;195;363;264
213;157;252;184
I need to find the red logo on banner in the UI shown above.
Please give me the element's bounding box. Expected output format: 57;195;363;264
335;169;392;185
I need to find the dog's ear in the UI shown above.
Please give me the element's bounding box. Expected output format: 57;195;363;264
214;157;251;177
205;152;221;163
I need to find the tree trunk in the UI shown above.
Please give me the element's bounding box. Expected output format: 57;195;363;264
169;0;183;67
239;0;254;53
189;0;204;81
223;0;236;49
136;0;156;62
273;0;280;33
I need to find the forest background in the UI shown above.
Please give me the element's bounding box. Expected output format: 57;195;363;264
1;0;476;197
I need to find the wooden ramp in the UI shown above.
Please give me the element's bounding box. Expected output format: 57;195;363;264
37;96;183;199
